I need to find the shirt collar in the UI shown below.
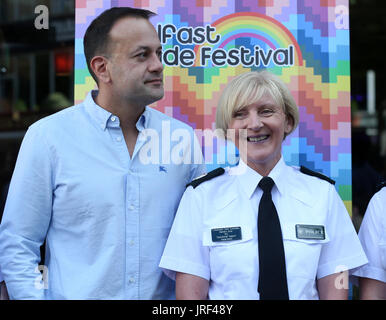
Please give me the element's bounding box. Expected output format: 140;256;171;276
235;156;287;199
84;90;150;132
136;107;150;132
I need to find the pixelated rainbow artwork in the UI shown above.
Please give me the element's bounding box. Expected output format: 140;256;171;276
74;0;352;213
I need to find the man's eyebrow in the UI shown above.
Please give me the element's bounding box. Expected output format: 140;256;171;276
131;46;150;53
130;45;162;54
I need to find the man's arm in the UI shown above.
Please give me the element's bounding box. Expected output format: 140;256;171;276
0;124;53;299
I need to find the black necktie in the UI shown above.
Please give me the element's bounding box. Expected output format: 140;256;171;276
257;176;289;300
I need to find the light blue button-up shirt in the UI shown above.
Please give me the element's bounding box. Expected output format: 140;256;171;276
0;91;206;300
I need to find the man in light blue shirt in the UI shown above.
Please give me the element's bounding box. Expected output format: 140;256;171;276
0;7;206;299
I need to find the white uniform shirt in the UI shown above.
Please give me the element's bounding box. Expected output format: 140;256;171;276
351;187;386;283
160;157;368;299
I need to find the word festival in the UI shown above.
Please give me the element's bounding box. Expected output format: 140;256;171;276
158;23;295;67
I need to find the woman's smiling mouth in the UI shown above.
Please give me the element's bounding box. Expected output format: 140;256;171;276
247;135;270;143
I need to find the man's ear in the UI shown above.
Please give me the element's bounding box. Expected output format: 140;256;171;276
90;56;111;84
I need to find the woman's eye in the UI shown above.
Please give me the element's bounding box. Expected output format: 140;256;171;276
233;111;246;118
260;109;274;117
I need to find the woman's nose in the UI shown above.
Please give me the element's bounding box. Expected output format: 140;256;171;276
247;112;263;130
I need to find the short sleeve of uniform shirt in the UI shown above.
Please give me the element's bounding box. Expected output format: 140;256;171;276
160;185;210;281
315;182;367;279
351;187;386;283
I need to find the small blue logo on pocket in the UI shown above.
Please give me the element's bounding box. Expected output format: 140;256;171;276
159;166;167;173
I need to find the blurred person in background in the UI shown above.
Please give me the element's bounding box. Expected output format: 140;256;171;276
351;182;386;299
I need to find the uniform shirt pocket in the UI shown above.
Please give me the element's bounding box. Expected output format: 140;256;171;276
282;222;330;280
202;226;255;281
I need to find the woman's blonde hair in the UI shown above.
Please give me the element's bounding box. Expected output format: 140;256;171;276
216;70;299;138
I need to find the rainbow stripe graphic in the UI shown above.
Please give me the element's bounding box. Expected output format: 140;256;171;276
194;12;303;67
75;0;352;213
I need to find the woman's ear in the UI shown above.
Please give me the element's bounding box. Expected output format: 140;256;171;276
284;113;295;138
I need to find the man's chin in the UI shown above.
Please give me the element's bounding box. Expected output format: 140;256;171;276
151;88;165;101
144;91;165;106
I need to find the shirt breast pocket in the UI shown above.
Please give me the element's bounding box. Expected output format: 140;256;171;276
202;227;255;280
282;223;330;280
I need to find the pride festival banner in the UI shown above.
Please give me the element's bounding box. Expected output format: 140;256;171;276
74;0;352;212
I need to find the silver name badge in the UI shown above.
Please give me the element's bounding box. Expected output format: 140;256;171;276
211;227;242;242
295;224;325;240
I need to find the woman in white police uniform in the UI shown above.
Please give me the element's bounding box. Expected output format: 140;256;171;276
351;183;386;299
159;70;367;300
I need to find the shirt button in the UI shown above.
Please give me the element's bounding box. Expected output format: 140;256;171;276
116;136;122;142
111;116;116;122
129;277;135;283
129;205;135;211
129;240;135;246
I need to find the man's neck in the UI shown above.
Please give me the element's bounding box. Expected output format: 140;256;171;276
94;89;145;132
95;89;145;157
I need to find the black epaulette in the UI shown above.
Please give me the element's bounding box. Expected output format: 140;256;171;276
376;181;386;193
186;167;225;189
300;166;335;185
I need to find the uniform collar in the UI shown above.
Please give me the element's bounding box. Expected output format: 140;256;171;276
84;90;150;132
267;157;286;196
235;157;287;199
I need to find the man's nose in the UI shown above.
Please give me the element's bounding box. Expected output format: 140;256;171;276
149;53;164;73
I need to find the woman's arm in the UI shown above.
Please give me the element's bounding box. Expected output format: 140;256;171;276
317;272;348;300
176;272;209;300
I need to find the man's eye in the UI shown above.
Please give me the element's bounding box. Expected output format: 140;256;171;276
136;52;147;58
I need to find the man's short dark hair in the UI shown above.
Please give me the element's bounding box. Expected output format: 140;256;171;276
83;7;156;84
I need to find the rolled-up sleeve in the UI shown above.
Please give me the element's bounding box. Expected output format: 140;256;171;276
159;186;210;281
0;124;53;299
